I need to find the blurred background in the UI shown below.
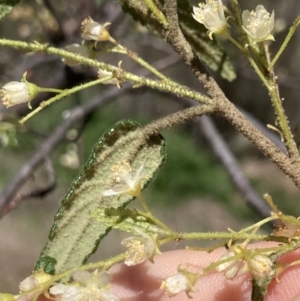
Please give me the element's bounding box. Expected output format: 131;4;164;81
0;0;300;293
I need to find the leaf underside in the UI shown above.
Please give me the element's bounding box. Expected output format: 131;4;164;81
35;120;166;274
0;0;20;20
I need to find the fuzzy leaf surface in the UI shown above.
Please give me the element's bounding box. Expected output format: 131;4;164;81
35;120;165;274
0;0;20;20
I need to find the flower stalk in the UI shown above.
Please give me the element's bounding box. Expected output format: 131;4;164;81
268;14;300;70
20;76;113;124
142;0;167;25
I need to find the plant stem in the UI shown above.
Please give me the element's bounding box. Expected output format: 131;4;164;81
237;216;278;234
178;231;267;241
225;34;244;52
112;45;176;84
245;47;270;88
16;253;126;300
38;87;64;93
0;39;210;105
269;14;300;70
267;79;298;157
245;47;298;157
142;0;167;25
20;76;113;124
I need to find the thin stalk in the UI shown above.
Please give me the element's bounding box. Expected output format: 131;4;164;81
269;15;300;70
245;47;270;88
137;196;173;231
142;0;167;25
112;45;176;85
237;216;278;234
245;47;297;157
225;34;244;52
39;87;64;93
0;39;210;106
15;253;126;300
177;231;266;241
267;81;298;157
20;76;113;123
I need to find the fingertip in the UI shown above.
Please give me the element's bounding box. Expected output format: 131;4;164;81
110;248;254;301
110;245;300;301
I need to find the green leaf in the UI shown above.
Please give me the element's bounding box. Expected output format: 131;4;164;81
0;0;20;20
91;207;162;234
35;120;165;274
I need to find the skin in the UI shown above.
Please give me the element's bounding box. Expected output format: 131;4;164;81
37;243;300;301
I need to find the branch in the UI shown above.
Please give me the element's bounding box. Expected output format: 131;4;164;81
163;0;300;190
143;103;216;137
0;157;56;217
0;54;180;213
164;0;222;98
217;100;300;189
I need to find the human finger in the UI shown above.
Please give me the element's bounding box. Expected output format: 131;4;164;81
110;243;300;301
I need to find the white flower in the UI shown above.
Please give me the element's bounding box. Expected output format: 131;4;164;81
192;0;227;39
102;161;146;197
19;272;52;292
121;227;160;266
242;5;275;43
247;254;275;279
18;272;52;301
161;269;197;297
62;44;89;67
50;284;80;301
50;270;119;301
81;17;111;42
215;250;243;279
0;80;39;108
72;270;111;286
98;69;118;85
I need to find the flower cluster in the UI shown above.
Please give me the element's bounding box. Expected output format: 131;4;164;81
215;244;275;280
50;270;119;301
192;0;275;43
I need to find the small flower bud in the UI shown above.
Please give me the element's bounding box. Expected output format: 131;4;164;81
18;272;52;301
192;0;228;39
242;5;275;43
0;78;39;109
98;69;118;85
62;44;89;67
215;250;243;279
19;272;51;292
161;267;197;297
161;273;190;297
81;17;112;43
247;254;275;279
